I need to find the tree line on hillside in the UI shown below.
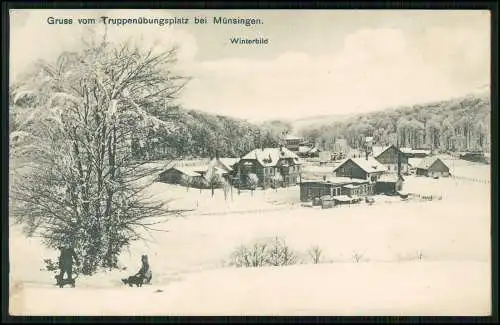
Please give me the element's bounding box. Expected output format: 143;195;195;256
129;110;282;161
298;95;491;153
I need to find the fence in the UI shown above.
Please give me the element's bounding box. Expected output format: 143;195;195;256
451;174;490;184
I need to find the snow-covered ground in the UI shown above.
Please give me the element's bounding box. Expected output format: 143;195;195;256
10;262;490;316
9;160;491;316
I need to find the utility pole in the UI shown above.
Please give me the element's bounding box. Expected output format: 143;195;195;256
397;137;402;178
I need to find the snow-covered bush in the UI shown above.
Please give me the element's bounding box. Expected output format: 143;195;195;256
229;236;298;268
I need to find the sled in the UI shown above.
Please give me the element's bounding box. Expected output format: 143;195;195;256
54;267;79;288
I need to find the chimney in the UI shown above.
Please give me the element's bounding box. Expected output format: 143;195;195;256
365;150;369;160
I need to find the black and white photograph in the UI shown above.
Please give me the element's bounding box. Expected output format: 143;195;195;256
8;8;492;316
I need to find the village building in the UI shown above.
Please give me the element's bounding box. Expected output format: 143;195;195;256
375;174;404;195
374;144;409;174
299;176;372;202
157;166;208;188
234;146;301;188
416;157;451;177
207;157;240;181
332;157;386;183
284;134;302;152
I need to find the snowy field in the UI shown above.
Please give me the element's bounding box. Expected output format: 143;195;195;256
9;160;491;316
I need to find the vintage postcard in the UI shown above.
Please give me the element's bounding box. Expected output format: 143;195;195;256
8;8;491;316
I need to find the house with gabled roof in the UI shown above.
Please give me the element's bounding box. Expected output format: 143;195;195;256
332;157;386;183
374;144;410;175
234;146;302;188
416;157;450;178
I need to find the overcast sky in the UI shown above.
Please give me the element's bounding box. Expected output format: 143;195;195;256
10;9;490;121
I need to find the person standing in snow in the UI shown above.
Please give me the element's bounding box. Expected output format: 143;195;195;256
58;241;79;282
135;254;152;284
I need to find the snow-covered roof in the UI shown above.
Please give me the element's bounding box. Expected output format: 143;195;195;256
400;147;413;154
416;156;447;170
298;146;312;153
206;166;227;176
211;158;240;171
411;149;431;155
333;157;387;174
285;134;302;141
241;147;301;167
168;166;203;177
374;145;407;158
408;158;423;167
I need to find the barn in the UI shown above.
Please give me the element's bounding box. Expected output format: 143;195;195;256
416;157;450;177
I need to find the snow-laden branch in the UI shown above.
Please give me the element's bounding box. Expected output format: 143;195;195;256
120;96;178;133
